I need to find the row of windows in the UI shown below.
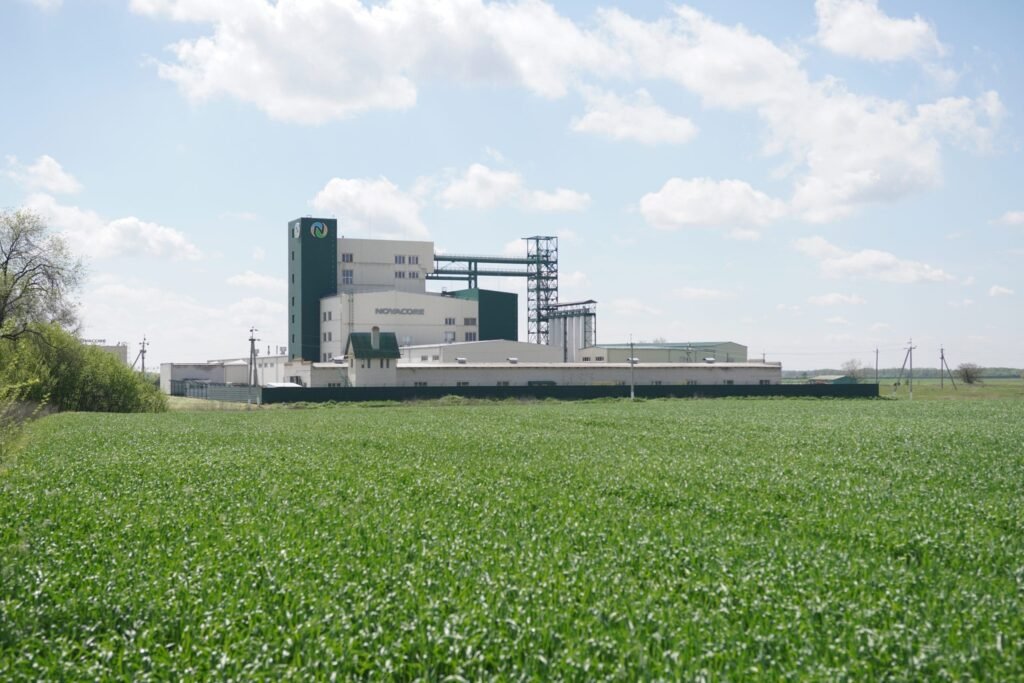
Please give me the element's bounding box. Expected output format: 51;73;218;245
394;255;420;265
342;269;353;285
393;271;421;279
322;331;333;342
322;311;333;321
580;356;606;362
419;355;442;361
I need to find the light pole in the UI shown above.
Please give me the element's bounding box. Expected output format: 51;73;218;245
629;335;636;401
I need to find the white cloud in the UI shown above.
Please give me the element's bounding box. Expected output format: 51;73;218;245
815;0;943;62
80;274;285;365
996;211;1024;225
227;270;286;293
673;287;735;301
311;177;428;240
988;285;1013;297
571;87;697;145
5;154;82;194
25;193;202;261
808;292;865;306
824;315;850;325
440;163;589;212
640;177;786;231
133;2;1000;223
130;0;617;124
794;236;952;283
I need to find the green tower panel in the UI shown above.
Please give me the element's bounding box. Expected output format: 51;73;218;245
451;288;518;341
288;217;337;362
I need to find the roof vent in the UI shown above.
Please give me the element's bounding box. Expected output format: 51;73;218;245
507;357;518;364
456;357;467;364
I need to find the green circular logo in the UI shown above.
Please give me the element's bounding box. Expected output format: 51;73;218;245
310;221;328;238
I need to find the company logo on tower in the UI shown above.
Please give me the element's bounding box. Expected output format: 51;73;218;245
310;221;329;239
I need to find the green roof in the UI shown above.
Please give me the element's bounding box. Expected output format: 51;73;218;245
345;332;401;359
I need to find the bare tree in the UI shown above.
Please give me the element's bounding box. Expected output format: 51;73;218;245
956;363;982;385
841;358;864;381
0;209;83;342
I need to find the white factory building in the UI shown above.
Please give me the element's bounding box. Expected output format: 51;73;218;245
159;220;781;395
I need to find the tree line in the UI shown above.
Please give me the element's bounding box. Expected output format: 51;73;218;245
1;209;166;447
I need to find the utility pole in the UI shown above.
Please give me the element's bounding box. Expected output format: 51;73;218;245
940;346;957;390
132;336;148;375
875;347;879;385
248;326;260;408
940;346;944;389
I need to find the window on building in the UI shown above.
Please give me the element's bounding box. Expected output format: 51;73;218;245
342;269;353;285
651;380;662;385
444;317;455;326
724;380;735;385
759;379;771;385
582;356;591;361
291;250;294;261
414;381;427;387
291;273;295;283
432;355;440;361
444;331;456;343
409;271;419;279
420;355;428;361
464;317;477;326
322;312;326;322
456;381;470;387
291;296;295;306
341;252;353;263
409;255;419;264
465;332;477;342
291;314;295;324
327;332;332;341
596;356;605;361
395;255;406;264
395;271;406;279
686;380;698;386
291;334;295;343
496;381;510;387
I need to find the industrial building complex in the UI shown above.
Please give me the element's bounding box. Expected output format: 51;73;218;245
160;217;786;399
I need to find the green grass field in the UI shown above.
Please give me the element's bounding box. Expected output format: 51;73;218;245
2;398;1022;679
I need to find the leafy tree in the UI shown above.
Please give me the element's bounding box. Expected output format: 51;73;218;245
0;209;84;341
956;363;983;385
1;325;166;413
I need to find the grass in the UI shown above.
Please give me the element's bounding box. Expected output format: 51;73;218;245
2;398;1022;679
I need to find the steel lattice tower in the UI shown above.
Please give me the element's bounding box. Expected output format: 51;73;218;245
525;236;558;344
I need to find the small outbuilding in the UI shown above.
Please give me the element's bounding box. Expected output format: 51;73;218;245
345;327;401;387
808;374;858;385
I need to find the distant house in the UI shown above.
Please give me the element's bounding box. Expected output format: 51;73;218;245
345;327;401;387
808;374;858;385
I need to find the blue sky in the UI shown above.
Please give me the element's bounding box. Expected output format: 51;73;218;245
2;0;1021;370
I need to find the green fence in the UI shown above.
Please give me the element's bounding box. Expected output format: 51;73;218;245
258;383;880;404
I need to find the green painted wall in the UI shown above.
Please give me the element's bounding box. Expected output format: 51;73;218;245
288;218;337;362
452;288;518;341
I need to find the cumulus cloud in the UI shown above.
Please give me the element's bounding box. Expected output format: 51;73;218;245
996;210;1024;225
808;292;865;306
133;2;1000;223
5;155;82;194
227;270;286;293
795;236;952;283
24;193;202;261
988;285;1013;297
571;87;697;145
311;177;428;240
440;163;589;212
640;177;786;231
130;0;617;123
815;0;943;62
